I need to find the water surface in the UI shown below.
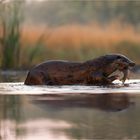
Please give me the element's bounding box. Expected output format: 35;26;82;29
0;71;140;140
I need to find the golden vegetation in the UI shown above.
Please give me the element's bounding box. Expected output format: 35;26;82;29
18;22;140;67
21;22;140;49
1;22;140;68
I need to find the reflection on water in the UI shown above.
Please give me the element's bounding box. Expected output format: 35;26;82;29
0;93;140;140
0;71;140;139
32;93;133;111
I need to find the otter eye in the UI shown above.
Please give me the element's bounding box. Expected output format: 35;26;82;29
117;56;121;59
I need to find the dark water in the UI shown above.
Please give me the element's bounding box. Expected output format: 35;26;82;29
0;71;140;140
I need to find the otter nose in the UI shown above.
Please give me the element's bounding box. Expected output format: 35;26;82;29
129;62;135;67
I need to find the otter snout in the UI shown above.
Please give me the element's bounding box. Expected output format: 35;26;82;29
129;62;135;67
116;55;135;69
105;54;135;84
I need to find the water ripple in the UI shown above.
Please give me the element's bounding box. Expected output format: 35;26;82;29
0;79;140;95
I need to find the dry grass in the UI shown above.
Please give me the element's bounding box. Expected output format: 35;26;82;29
21;22;140;49
1;22;140;68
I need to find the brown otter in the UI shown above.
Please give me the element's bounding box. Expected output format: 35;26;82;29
24;54;135;85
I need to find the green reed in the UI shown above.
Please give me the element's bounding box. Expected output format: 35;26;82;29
0;1;22;69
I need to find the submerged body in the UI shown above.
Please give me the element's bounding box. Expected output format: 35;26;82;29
24;54;135;85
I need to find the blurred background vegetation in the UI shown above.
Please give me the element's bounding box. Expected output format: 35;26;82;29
0;0;140;69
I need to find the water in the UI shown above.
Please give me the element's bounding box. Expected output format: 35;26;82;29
0;71;140;140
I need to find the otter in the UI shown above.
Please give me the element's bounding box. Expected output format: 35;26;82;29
24;54;135;85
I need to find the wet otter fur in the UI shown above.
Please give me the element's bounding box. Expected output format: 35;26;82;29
24;54;135;85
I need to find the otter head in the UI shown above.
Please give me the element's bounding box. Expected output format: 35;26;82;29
103;54;135;84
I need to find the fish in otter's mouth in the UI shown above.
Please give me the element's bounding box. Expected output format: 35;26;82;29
106;54;135;84
108;69;130;84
